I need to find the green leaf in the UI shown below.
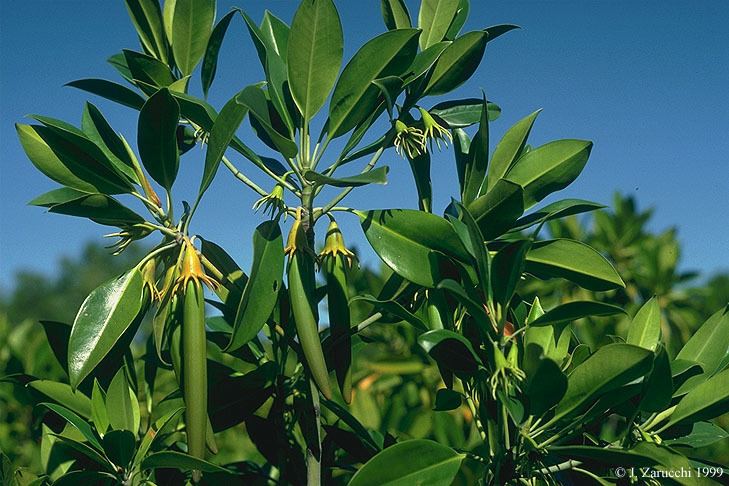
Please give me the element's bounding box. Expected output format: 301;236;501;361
664;422;729;448
349;439;464;486
485;110;540;192
48;194;145;227
134;407;184;464
445;0;469;39
418;330;482;375
553;343;653;423
380;0;411;30
138;87;180;190
287;0;343;122
171;0;216;75
91;380;109;435
639;346;672;412
329;29;420;138
40;403;102;450
418;0;460;50
65;79;146;110
201;9;237;98
358;209;469;287
525;357;567;417
462;95;489;204
401;41;450;87
350;294;427;331
68;269;145;388
505;139;592;209
627;297;662;351
39;320;72;375
17;123;131;195
208;363;277;432
227;221;284;351
235;85;297;158
304;166;389;188
529;301;626;327
28;381;91;419
510;199;605;233
676;308;729;376
663;368;729;429
106;368;140;434
200;91;248;198
429;98;501;128
433;389;463;411
141;451;235;474
30;188;90;207
125;0;169;64
81;103;139;184
490;241;530;308
466;178;524;239
123;49;176;92
102;430;136;469
525;238;625;291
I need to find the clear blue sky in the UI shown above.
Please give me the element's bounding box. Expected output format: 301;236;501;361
1;0;728;288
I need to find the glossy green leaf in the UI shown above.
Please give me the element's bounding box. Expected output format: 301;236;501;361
68;269;145;388
529;301;626;327
418;329;482;375
445;0;469;39
39;320;72;375
201;9;237;98
125;0;169;64
510;198;604;233
358;209;469;287
676;308;729;376
350;439;464;486
627;297;662;351
418;0;460;50
227;221;284;351
525;357;567;417
91;380;109;435
350;294;427;331
142;451;234;473
462;95;489;204
102;430;135;469
48;194;145;227
466;178;524;239
485;110;540;192
429;98;501;128
553;343;653;422
288;0;342;121
491;241;530;308
40;403;102;450
65;79;146;110
505;139;592;209
525;238;625;291
200;91;248;197
208;362;277;431
81;103;139;184
401;41;450;87
380;0;411;30
663;368;729;429
639;346;672;412
304;166;389;188
29;188;89;207
29;381;91;419
123;49;176;91
664;422;729;448
433;389;463;411
138;87;180;190
134;407;185;463
329;29;420;138
171;0;215;75
106;368;140;434
235;85;297;158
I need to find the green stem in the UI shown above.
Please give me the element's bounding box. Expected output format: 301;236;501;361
306;379;322;486
221;155;269;197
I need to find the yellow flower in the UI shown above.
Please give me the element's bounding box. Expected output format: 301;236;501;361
320;219;356;267
173;238;219;294
418;107;452;151
393;119;426;159
104;224;152;255
284;207;313;260
253;183;287;220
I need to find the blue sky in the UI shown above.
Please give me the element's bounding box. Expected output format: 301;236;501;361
1;0;727;288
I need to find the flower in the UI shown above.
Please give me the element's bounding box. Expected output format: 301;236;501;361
173;238;219;293
284;207;314;260
319;219;357;267
140;257;160;300
488;343;525;399
253;183;287;220
394;119;426;159
418;107;452;151
104;224;153;255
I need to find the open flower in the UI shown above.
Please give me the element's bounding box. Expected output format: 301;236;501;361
394;119;426;159
253;183;287;220
104;224;153;255
172;238;219;294
320;219;357;267
419;107;452;151
284;207;314;260
488;343;525;399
